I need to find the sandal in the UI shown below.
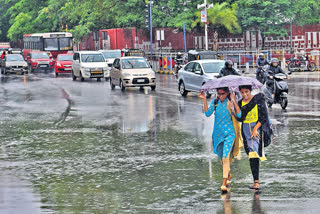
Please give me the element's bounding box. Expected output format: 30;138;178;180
226;173;232;187
249;181;260;190
221;185;228;192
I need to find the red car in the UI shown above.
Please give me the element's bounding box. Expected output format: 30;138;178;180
54;53;73;76
26;52;54;73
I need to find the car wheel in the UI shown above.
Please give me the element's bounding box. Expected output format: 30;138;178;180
151;85;156;91
120;80;126;91
80;71;85;82
179;81;188;97
72;70;77;81
97;78;101;82
110;78;115;90
206;91;212;99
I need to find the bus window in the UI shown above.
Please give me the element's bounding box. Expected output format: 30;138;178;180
44;38;58;51
59;38;72;50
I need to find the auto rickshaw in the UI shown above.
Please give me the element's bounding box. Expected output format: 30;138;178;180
187;50;218;62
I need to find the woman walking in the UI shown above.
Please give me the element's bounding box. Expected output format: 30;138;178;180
230;85;268;190
200;87;242;193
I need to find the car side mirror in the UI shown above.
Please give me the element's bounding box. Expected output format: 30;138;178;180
195;70;202;75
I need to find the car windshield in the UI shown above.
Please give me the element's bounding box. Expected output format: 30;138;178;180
58;55;73;61
121;58;150;69
202;62;225;73
31;53;49;59
6;55;24;61
81;54;104;62
102;51;121;59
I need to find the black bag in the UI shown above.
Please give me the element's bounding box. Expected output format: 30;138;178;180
262;117;273;147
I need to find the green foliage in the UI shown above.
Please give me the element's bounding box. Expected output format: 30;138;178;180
192;2;241;34
0;0;319;42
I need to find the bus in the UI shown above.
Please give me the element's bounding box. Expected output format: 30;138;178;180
23;32;73;60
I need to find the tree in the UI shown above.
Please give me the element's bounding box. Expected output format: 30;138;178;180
236;0;320;49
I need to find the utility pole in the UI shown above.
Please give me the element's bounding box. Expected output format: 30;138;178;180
204;0;208;50
197;1;213;51
145;1;153;60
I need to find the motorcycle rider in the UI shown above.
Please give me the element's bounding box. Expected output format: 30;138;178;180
218;60;241;77
256;53;269;83
265;58;289;96
174;52;184;77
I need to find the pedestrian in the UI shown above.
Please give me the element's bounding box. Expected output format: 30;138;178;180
1;51;6;59
229;85;268;190
218;60;241;78
200;87;242;193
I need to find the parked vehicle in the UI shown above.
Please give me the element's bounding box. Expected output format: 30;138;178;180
54;53;73;76
287;56;316;72
187;50;217;62
177;59;225;97
263;73;289;110
26;52;54;73
99;49;121;80
72;51;109;82
8;48;22;55
1;54;28;75
110;57;156;91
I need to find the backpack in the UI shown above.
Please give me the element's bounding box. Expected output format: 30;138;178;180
261;116;273;147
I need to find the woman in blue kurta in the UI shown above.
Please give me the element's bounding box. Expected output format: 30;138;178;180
201;87;241;192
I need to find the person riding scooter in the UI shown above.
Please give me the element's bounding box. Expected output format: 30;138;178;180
218;60;241;77
174;52;184;77
265;58;290;108
256;53;269;83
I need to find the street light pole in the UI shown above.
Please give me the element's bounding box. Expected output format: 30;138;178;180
204;0;208;50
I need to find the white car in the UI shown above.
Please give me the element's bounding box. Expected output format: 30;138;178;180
72;51;109;82
177;59;225;97
99;49;121;80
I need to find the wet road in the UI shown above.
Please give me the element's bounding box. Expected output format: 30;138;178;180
0;71;319;213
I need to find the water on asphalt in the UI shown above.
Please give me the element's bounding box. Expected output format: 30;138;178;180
0;72;319;213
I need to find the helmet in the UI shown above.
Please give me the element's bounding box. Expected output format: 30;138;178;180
225;60;233;67
177;52;182;55
259;53;264;59
270;58;279;64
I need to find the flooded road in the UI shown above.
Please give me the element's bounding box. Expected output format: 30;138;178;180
0;72;319;213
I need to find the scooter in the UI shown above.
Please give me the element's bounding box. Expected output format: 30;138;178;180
256;65;268;84
263;73;288;110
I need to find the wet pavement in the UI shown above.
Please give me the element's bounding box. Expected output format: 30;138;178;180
0;71;319;213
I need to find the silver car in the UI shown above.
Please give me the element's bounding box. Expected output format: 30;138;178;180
177;59;225;97
1;54;28;75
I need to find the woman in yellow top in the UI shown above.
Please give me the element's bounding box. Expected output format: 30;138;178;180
230;85;268;190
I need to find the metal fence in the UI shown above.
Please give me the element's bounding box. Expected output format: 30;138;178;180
146;49;320;72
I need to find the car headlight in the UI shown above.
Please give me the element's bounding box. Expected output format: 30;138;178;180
81;67;90;72
57;63;61;67
122;73;131;77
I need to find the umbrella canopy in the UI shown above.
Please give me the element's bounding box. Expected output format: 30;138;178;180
201;75;263;92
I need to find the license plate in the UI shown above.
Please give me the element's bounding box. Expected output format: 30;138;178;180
92;71;101;74
64;68;72;71
137;79;145;83
40;65;47;67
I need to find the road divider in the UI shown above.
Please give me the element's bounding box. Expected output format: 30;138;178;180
155;70;174;75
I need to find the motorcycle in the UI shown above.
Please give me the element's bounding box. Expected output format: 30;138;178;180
287;57;316;72
173;58;184;78
263;73;288;110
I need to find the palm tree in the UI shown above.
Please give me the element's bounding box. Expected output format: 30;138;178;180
191;2;241;50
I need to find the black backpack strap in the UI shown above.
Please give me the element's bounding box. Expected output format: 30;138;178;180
214;98;219;111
